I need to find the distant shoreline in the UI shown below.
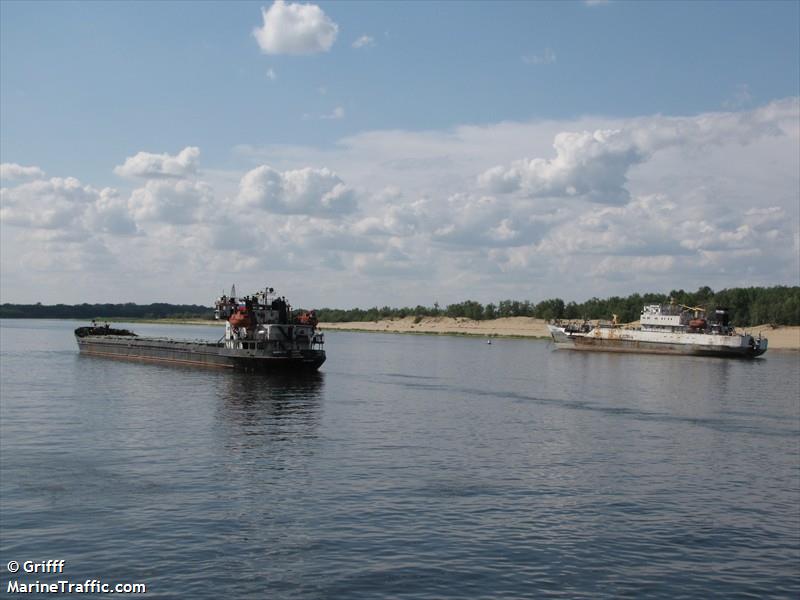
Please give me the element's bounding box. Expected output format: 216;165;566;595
2;316;798;349
316;317;800;350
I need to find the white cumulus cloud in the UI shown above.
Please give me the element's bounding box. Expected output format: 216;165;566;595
114;147;200;179
85;189;138;235
479;129;645;204
253;1;338;55
0;176;136;235
128;179;213;224
352;188;425;237
1;177;93;230
238;165;356;216
479;99;798;204
1;163;45;181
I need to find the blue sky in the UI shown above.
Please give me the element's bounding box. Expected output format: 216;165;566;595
1;1;798;306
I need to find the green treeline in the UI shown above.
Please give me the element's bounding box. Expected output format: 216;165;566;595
2;286;798;325
0;302;214;321
314;286;800;326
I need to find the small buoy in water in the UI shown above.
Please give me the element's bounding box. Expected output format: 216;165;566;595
487;339;492;345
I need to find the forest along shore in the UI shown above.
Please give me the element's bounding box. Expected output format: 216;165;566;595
318;316;800;350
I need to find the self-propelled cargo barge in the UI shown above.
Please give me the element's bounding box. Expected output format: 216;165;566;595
75;286;326;372
548;302;767;358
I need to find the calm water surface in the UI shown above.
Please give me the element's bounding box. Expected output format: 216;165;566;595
1;319;798;598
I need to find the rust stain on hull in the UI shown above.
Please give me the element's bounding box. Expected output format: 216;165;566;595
567;337;764;358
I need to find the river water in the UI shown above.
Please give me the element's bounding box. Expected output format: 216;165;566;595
1;319;798;598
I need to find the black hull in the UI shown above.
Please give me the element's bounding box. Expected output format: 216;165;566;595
76;336;325;372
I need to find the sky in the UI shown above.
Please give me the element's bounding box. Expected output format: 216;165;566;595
1;0;798;308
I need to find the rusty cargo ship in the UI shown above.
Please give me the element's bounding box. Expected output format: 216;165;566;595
75;286;326;372
548;303;767;358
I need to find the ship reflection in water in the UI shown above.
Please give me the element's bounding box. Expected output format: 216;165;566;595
215;372;325;453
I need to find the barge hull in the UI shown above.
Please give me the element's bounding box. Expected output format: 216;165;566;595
567;336;765;358
77;337;325;372
549;327;766;358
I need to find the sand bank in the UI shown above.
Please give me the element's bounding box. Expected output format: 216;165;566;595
320;316;556;339
120;316;799;350
319;317;800;350
747;324;800;350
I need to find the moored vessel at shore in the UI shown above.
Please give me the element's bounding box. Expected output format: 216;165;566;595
74;286;326;372
548;302;767;358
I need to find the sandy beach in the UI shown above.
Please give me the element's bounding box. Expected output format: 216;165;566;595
319;316;800;350
747;324;800;350
122;316;800;350
319;316;551;338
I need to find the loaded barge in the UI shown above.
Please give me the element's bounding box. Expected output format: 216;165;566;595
75;286;325;372
548;302;767;358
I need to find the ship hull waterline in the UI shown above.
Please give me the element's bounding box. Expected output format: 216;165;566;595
76;336;326;372
548;327;766;358
553;337;765;358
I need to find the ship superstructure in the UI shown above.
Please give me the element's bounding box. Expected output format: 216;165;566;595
75;286;326;372
548;302;767;358
213;286;324;361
